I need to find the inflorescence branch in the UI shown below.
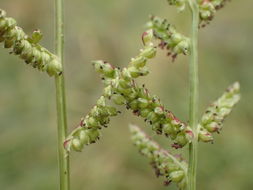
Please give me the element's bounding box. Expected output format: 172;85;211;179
0;9;62;76
198;82;240;142
65;28;193;152
130;124;188;189
147;16;190;61
92;29;193;149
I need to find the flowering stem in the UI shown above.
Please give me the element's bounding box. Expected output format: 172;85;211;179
187;0;199;190
55;0;70;189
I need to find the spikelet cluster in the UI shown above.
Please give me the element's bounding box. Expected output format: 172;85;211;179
198;82;240;142
199;0;231;27
0;9;62;76
147;16;190;61
92;30;193;148
166;0;187;11
130;125;187;189
64;96;119;152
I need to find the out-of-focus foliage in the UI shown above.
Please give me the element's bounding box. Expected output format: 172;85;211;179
0;0;252;190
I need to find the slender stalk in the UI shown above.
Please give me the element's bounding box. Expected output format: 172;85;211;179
55;0;70;189
187;1;199;190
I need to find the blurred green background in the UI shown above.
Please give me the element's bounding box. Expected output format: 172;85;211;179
0;0;253;189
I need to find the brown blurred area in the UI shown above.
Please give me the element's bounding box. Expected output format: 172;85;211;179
0;0;253;189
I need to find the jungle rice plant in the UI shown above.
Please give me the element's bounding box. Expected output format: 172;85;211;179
0;0;239;190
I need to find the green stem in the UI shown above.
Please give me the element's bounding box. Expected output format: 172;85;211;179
55;0;70;189
188;1;199;190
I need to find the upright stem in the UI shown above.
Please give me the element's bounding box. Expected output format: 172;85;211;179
55;0;70;189
188;1;199;190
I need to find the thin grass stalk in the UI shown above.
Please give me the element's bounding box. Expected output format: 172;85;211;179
187;0;199;190
55;0;70;189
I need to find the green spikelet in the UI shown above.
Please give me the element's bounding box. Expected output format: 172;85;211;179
0;9;62;76
130;124;188;189
198;82;240;142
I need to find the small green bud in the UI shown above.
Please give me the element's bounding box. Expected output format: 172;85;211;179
72;138;83;152
138;98;149;109
47;58;62;76
106;106;118;116
87;117;100;128
163;123;174;135
95;107;109;117
31;48;41;63
93;60;104;73
31;29;43;44
142;29;153;45
97;96;106;107
205;122;220;133
166;164;179;173
201;111;213;124
175;0;186;11
119;79;131;89
219;107;231;117
154;106;164;115
198;129;214;142
0;9;6;18
127;66;141;78
175;133;188;147
122;68;132;81
93;60;115;77
171;33;183;44
170;170;185;182
129;100;139;110
140;108;152;118
90;106;100;118
79;130;90;145
130;56;147;68
5;17;16;28
147;111;158;122
102;63;115;77
87;129;100;143
200;10;212;20
103;86;113;98
128;90;139;100
140;46;156;59
152;122;163;134
117;85;133;96
112;94;126;105
173;39;190;54
201;2;215;12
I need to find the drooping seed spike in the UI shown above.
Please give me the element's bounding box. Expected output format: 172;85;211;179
198;82;240;142
129;124;188;189
0;9;62;76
